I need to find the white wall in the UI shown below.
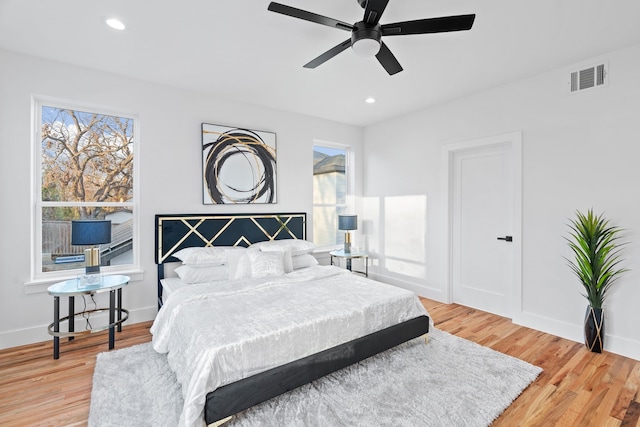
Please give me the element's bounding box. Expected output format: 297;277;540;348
0;49;363;349
363;43;640;360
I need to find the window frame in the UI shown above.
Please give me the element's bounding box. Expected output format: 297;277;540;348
29;97;141;285
312;140;354;250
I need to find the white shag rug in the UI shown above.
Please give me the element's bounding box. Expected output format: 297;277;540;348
89;328;541;427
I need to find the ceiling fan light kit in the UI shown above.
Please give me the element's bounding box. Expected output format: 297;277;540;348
267;0;475;75
351;22;382;57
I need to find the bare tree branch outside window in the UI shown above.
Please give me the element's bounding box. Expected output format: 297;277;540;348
41;107;133;219
38;105;135;273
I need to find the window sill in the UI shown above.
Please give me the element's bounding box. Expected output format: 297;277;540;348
24;268;144;294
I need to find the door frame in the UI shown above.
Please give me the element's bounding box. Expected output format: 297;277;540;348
441;131;523;322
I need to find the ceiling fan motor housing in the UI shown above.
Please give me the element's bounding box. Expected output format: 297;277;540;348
351;21;382;55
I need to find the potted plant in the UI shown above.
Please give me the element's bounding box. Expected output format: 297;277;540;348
565;209;628;353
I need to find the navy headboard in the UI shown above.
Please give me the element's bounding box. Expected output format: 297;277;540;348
154;213;307;309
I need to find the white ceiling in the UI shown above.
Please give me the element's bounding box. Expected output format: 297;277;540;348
1;0;639;127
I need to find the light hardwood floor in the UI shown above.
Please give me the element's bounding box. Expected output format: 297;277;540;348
1;299;639;426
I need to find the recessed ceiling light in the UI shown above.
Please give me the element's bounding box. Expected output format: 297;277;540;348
105;18;126;31
365;97;376;104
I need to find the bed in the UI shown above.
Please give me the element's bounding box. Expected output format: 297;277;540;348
153;213;430;427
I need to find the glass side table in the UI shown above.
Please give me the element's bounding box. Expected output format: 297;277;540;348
47;274;130;359
330;249;369;277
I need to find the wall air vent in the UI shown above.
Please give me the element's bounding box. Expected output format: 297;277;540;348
569;62;608;93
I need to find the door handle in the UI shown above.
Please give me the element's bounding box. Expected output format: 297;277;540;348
497;236;513;242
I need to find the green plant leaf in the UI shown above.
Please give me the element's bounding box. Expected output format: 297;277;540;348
565;209;629;308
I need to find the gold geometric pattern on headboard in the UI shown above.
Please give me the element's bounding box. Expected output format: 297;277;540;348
155;213;306;264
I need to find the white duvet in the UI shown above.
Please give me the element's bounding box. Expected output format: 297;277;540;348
151;265;429;427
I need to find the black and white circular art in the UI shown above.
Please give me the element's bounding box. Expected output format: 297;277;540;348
202;124;277;204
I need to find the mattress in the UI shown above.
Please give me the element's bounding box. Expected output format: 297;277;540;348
151;265;429;427
160;277;189;299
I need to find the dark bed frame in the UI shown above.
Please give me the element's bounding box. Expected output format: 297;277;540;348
154;212;430;425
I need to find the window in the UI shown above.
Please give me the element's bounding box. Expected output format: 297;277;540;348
313;144;350;247
34;100;138;280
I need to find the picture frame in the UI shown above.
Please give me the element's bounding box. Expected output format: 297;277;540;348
202;123;277;204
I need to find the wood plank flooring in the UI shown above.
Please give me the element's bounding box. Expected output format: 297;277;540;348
422;299;640;427
1;299;639;426
0;321;152;426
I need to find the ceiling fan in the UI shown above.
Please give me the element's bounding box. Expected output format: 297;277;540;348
267;0;475;75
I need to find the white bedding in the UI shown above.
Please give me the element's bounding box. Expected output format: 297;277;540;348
161;277;189;298
151;265;429;427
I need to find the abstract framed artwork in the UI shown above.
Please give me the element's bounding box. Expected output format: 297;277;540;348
202;123;277;204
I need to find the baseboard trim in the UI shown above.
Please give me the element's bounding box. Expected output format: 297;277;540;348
368;272;443;301
516;310;640;361
0;306;157;350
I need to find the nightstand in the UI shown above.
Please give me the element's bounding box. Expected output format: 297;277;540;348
47;274;130;359
330;249;369;277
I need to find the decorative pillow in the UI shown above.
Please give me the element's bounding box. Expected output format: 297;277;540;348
292;254;318;270
228;250;252;280
175;265;229;284
173;246;243;266
247;251;286;278
250;239;315;256
281;250;293;273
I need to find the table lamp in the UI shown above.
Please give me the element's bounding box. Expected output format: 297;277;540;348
338;214;357;253
72;220;111;274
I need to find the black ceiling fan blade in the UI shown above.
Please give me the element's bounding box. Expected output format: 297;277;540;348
381;14;476;36
268;2;353;32
363;0;390;25
304;39;352;69
375;42;403;75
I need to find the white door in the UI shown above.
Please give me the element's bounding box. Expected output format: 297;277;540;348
450;136;519;318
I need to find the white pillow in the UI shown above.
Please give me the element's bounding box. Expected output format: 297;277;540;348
247;251;286;278
292;254;318;270
175;265;229;284
250;239;315;256
281;250;293;273
173;246;243;266
228;250;252;280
